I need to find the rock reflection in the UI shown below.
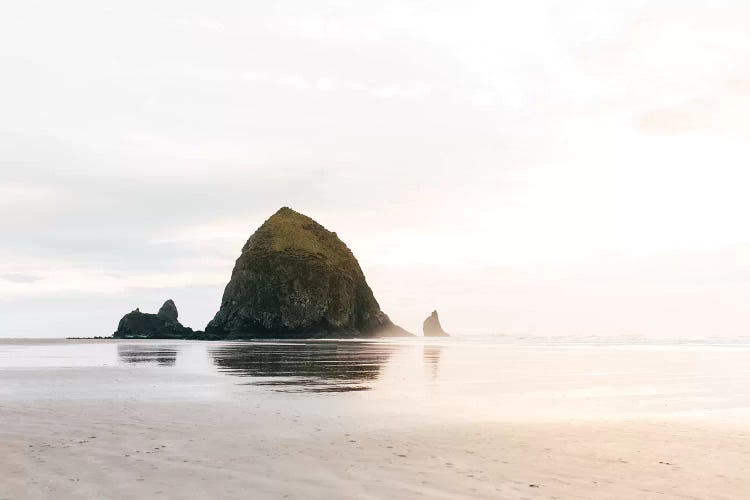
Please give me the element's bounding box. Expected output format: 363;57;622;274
117;344;179;366
209;342;397;393
423;346;442;379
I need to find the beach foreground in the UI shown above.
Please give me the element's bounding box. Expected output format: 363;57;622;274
0;339;748;499
2;401;748;499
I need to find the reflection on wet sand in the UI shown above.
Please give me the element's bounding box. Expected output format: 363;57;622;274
209;342;397;393
423;345;442;379
117;344;178;366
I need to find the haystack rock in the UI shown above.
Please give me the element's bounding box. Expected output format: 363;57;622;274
113;300;194;339
423;310;449;337
205;207;412;339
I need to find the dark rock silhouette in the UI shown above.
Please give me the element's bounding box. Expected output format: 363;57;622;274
113;300;195;339
206;207;411;339
156;299;179;323
423;310;449;337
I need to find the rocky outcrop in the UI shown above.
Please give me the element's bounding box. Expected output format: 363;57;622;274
205;207;412;339
157;299;179;323
423;310;449;337
114;300;195;339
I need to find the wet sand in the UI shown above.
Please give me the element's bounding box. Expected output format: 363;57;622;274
0;339;748;499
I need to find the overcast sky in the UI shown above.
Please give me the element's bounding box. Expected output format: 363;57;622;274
2;1;750;338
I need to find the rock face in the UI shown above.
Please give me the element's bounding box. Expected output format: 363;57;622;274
157;299;179;323
114;300;194;339
205;207;411;339
423;310;449;337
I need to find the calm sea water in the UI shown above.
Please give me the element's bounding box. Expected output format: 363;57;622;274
1;338;749;423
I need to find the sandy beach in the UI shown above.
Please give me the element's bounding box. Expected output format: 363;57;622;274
2;401;747;499
1;339;748;499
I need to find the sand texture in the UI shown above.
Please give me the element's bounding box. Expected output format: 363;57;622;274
1;338;748;499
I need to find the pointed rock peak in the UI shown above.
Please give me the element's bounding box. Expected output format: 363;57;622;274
274;206;296;216
157;299;179;323
242;207;352;266
265;206;317;227
423;310;449;337
266;206;307;219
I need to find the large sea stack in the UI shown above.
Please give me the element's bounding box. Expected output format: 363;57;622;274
114;299;194;339
205;207;411;339
423;310;449;337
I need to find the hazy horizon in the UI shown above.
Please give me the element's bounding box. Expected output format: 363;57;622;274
3;1;750;338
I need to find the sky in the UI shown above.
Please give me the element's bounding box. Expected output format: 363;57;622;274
2;0;750;338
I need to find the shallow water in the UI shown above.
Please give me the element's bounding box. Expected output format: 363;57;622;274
1;338;749;423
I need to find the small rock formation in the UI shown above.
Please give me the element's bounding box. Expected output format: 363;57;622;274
423;310;449;337
157;299;179;323
205;207;412;338
114;300;194;339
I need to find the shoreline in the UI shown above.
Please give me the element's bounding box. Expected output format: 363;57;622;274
2;338;749;499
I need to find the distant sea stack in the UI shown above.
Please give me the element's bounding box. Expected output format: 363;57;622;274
423;310;449;337
205;207;411;339
114;300;195;339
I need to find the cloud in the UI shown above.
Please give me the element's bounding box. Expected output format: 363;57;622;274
315;77;335;91
0;273;41;284
638;78;750;135
0;263;226;298
467;90;497;108
169;15;225;33
372;83;431;99
279;74;310;89
0;184;58;205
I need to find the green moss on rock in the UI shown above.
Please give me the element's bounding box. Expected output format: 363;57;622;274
206;207;411;339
